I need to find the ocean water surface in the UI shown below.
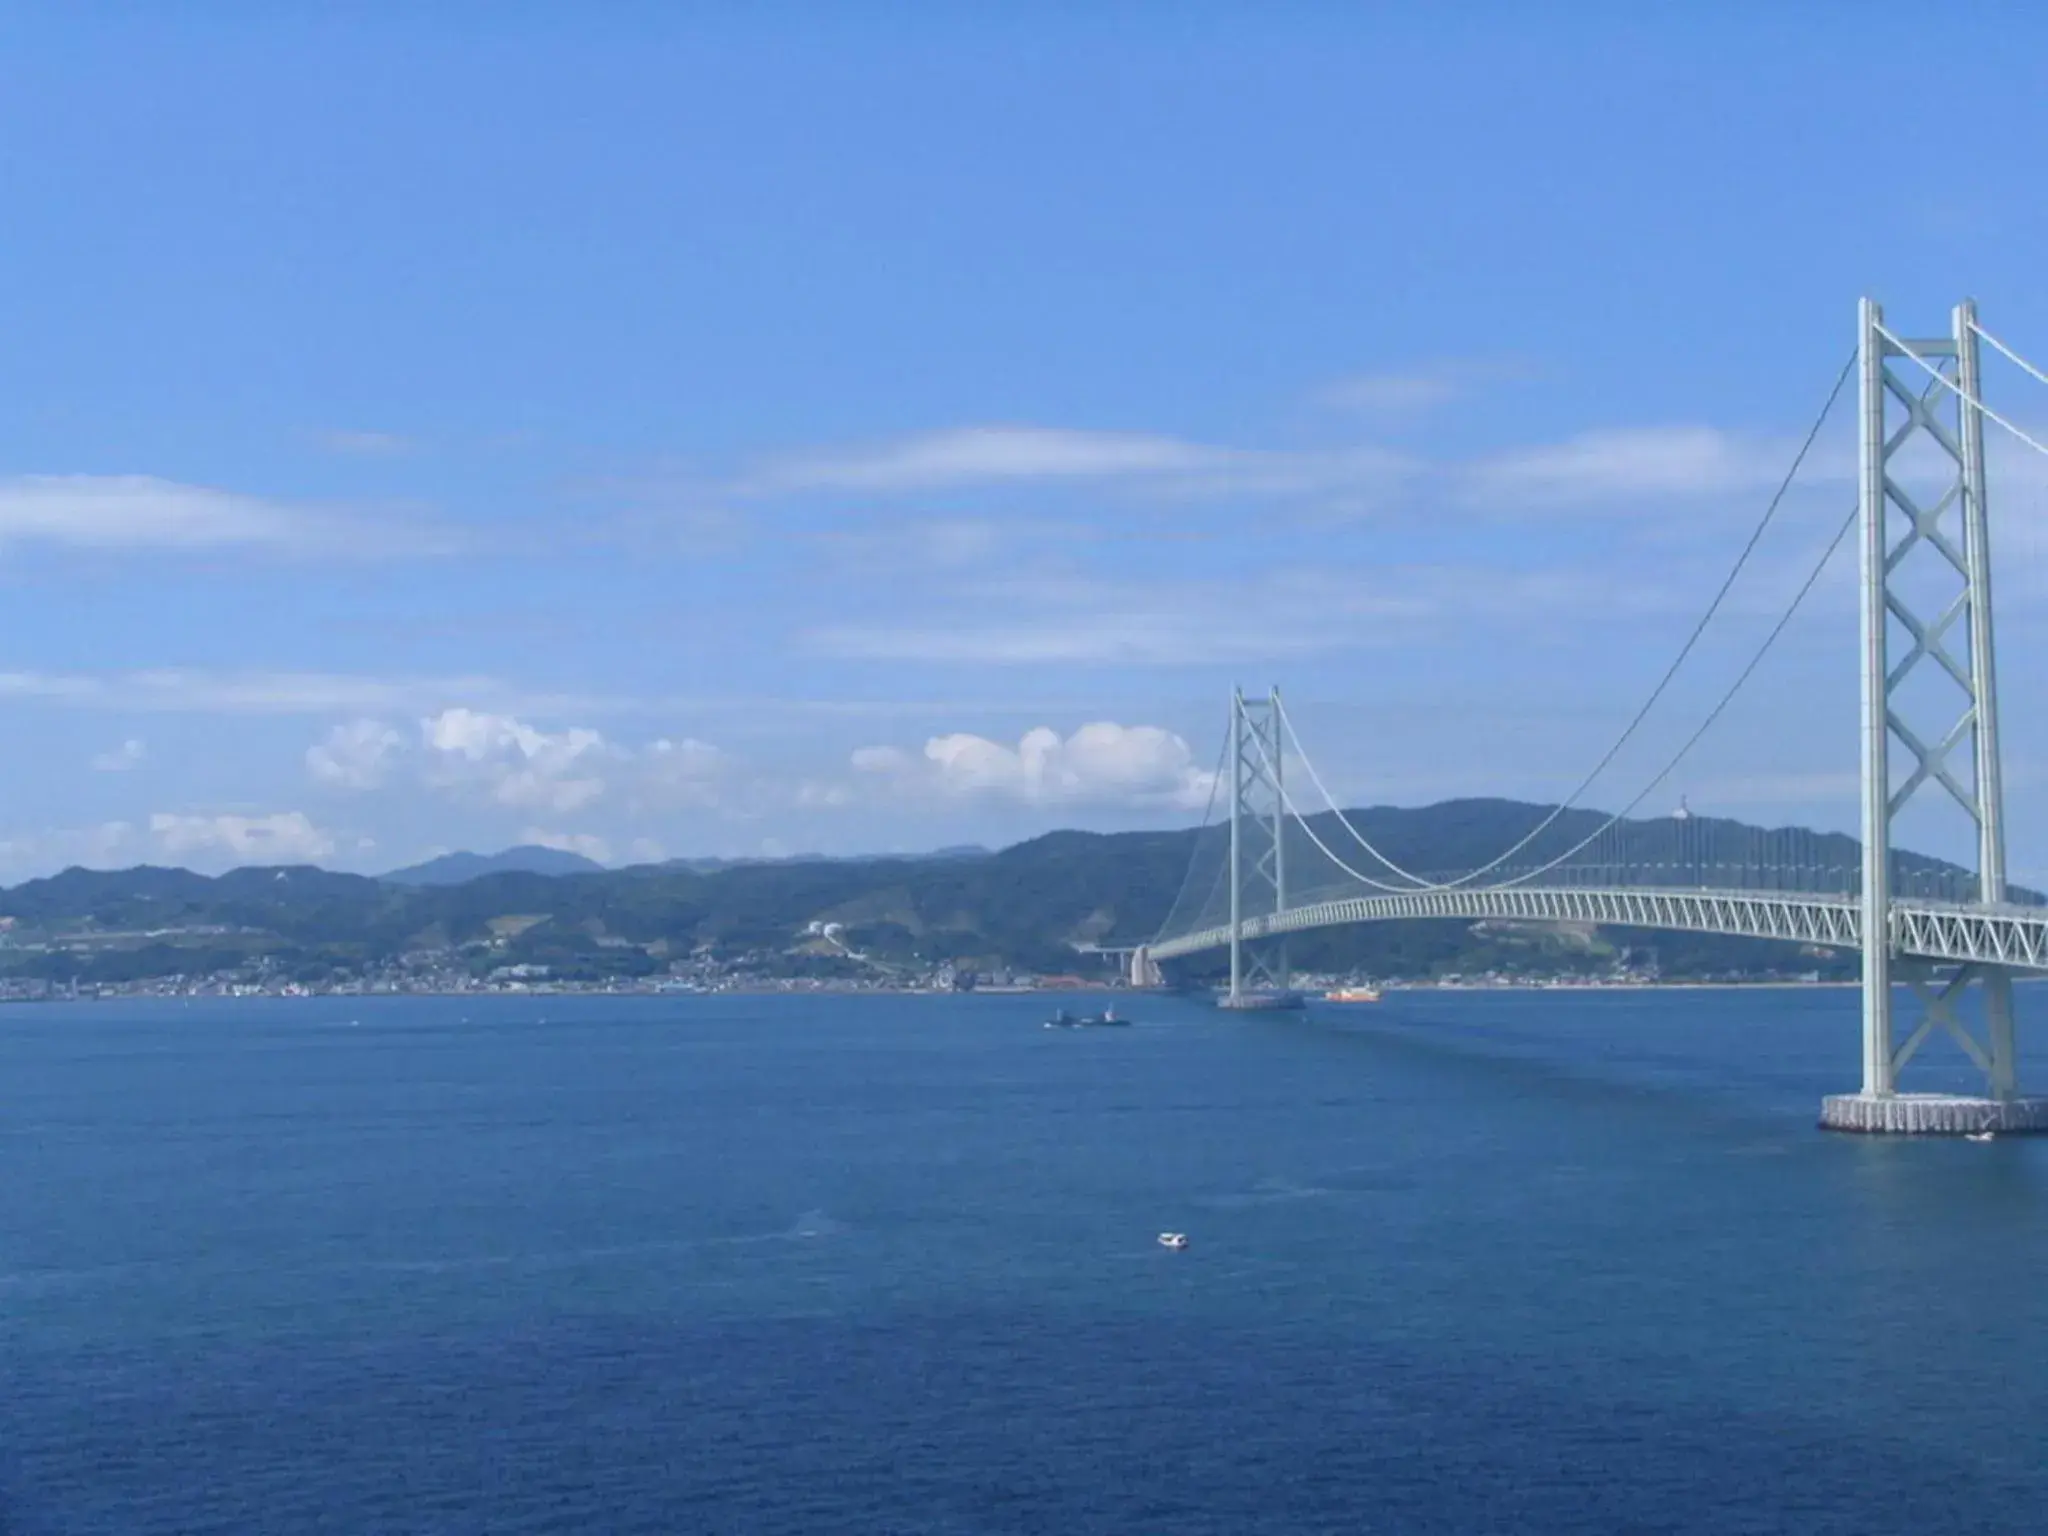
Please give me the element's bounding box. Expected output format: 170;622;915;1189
3;987;2046;1533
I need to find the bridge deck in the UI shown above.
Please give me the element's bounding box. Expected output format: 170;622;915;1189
1148;886;2048;971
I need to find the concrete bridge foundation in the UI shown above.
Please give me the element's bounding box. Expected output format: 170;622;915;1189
1820;1093;2048;1135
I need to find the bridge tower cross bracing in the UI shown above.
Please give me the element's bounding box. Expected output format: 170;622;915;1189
1224;686;1291;1006
1825;297;2045;1134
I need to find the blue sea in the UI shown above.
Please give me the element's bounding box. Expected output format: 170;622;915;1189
4;988;2046;1533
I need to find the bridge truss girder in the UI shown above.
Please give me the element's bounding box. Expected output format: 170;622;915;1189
1150;886;2048;976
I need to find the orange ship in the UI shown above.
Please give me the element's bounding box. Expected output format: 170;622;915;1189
1324;985;1382;1003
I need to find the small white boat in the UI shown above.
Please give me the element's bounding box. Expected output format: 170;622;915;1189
1157;1231;1189;1250
1967;1130;1997;1143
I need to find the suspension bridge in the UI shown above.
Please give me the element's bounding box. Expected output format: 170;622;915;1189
1132;298;2048;1136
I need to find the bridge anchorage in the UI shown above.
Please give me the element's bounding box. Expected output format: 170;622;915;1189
1138;298;2048;1134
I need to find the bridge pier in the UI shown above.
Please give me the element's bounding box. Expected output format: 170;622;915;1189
1820;1091;2048;1136
1821;962;2048;1133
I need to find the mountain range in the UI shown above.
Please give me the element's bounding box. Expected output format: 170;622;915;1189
0;800;1973;989
380;844;999;884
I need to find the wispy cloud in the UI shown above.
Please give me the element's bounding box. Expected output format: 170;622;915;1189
1317;373;1461;414
89;738;148;772
739;425;1418;506
1315;359;1532;418
744;426;1218;494
722;415;1858;540
0;667;1105;723
315;429;416;458
0;475;315;551
1466;426;1832;507
0;669;623;718
799;516;1020;571
598;402;1870;578
798;564;1646;667
0;474;451;558
804;612;1296;667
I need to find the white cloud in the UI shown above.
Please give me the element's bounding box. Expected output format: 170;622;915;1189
0;474;445;557
517;827;615;865
298;712;731;814
147;811;337;864
307;719;405;790
849;722;1216;811
90;738;147;772
420;708;614;813
1467;426;1820;506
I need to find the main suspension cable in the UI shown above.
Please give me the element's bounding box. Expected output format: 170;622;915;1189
1878;321;2048;461
1238;723;1459;894
1149;727;1232;945
1968;319;2048;393
1490;500;1860;889
1295;348;1855;890
1249;499;1860;901
1275;711;1434;889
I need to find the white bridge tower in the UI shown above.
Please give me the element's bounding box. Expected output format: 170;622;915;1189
1822;298;2048;1134
1221;686;1293;1008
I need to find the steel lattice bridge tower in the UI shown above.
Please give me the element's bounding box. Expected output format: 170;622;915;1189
1824;298;2024;1132
1223;687;1291;1008
1133;298;2048;1136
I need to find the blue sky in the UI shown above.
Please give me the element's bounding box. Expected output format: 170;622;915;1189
5;3;2048;879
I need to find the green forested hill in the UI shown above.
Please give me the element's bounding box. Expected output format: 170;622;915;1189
0;799;1962;986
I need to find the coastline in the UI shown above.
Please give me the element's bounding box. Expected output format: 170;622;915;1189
0;976;1886;1006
